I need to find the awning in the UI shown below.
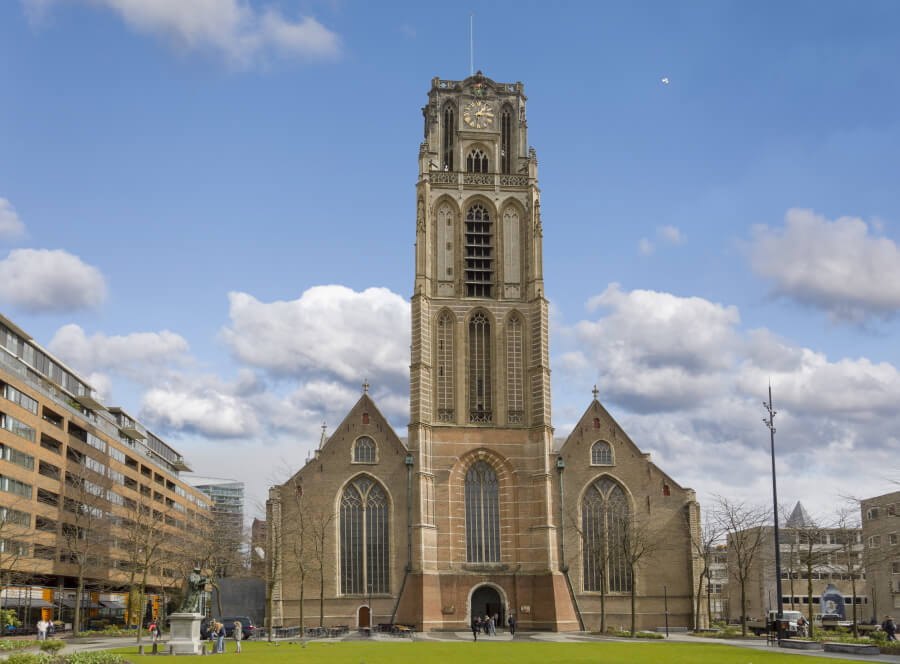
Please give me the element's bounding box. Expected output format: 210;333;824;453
60;599;101;609
100;601;126;610
0;598;54;609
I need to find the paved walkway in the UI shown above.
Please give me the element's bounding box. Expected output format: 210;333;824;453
48;632;900;663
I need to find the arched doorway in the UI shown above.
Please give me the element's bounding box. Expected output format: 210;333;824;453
358;605;371;628
471;585;504;626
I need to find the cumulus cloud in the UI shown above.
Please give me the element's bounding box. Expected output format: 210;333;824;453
48;324;190;380
0;198;25;239
573;284;739;411
26;0;340;67
0;249;106;312
749;208;900;321
142;381;260;439
221;285;410;386
637;225;685;256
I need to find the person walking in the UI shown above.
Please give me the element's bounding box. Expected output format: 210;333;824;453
488;614;496;636
507;613;516;636
471;615;480;642
233;620;243;653
216;621;226;653
882;616;897;641
36;618;48;641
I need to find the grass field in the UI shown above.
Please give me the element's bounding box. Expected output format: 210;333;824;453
111;639;867;663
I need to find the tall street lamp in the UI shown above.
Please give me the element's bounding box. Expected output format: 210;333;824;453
763;384;784;643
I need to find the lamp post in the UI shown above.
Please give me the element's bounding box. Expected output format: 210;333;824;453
405;453;414;573
763;385;784;643
556;456;567;572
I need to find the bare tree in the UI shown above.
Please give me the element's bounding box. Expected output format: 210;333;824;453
618;517;662;636
281;481;315;630
60;472;112;633
833;506;863;637
714;497;768;637
567;508;612;632
687;510;721;631
309;507;336;627
792;519;831;639
0;496;34;614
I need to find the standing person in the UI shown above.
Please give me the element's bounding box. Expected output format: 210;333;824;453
216;621;226;653
47;619;55;638
882;616;897;641
148;621;158;643
36;618;48;641
507;613;516;636
488;614;496;636
233;620;243;654
471;615;480;642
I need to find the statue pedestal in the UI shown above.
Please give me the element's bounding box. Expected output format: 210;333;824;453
168;613;203;655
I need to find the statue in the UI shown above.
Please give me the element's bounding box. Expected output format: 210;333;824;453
178;567;209;614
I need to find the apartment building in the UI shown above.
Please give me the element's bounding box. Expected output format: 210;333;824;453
860;490;900;621
0;313;212;629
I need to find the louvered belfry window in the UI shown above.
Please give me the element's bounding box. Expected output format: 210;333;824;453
465;204;493;298
468;312;492;423
436;311;455;422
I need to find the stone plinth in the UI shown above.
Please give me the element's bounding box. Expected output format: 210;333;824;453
168;613;203;655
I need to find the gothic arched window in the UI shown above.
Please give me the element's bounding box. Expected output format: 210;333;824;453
500;106;512;173
436;311;455;422
465;204;493;298
466;148;489;174
442;104;455;171
506;315;524;424
468;312;492;423
590;441;612;466
353;436;376;463
465;460;500;562
582;477;632;593
340;476;389;595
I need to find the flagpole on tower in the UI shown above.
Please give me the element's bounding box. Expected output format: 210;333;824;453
469;14;474;76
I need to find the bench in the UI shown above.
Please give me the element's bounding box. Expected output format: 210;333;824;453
823;642;881;656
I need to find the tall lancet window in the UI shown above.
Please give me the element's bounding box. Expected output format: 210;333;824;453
465;460;500;562
506;315;524;424
340;476;390;595
500;106;512;174
442;104;455;171
465;204;493;298
436;311;455;422
468;312;492;423
582;477;632;593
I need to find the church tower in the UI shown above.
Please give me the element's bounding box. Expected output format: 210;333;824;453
399;73;578;630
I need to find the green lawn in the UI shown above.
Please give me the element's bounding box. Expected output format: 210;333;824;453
111;639;867;664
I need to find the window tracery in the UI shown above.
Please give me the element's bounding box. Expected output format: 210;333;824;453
582;477;632;593
465;460;500;562
340;476;389;595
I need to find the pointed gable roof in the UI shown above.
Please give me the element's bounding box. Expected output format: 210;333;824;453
785;501;815;528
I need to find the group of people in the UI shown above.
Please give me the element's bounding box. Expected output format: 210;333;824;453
207;619;243;654
35;619;55;640
470;613;516;641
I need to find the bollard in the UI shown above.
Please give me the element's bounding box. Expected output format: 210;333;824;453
139;645;145;655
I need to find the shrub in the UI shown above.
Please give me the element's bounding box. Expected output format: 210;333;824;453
39;640;65;653
0;640;36;652
5;652;54;664
64;652;129;664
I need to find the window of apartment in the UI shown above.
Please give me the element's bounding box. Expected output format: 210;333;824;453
0;443;35;471
40;433;62;455
140;484;151;497
0;475;32;498
83;455;105;476
1;382;38;415
123;497;136;510
891;534;898;546
140;465;152;478
153;491;163;503
108;468;124;485
107;446;126;464
125;455;138;470
869;535;882;547
41;407;63;428
123;476;137;490
85;432;105;453
37;488;59;506
867;507;881;520
38;460;60;480
0;539;29;556
68;422;87;442
892;562;900;574
166;479;176;491
106;490;124;507
0;507;30;528
0;412;35;442
35;516;56;533
154;473;164;486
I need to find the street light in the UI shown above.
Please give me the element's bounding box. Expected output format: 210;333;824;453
763;385;784;643
556;456;567;572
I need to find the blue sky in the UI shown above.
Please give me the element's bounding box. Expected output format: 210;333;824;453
3;0;900;520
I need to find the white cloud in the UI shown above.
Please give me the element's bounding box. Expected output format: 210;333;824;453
26;0;341;67
749;208;900;321
638;237;654;256
142;381;259;439
221;285;410;386
0;198;25;239
48;324;189;379
658;224;684;244
0;248;106;312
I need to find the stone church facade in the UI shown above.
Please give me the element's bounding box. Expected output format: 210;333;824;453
266;73;703;632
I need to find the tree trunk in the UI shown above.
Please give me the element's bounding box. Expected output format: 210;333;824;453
695;569;704;630
318;569;325;627
600;582;607;633
74;574;85;634
298;572;305;630
739;580;747;637
630;581;637;636
806;564;814;639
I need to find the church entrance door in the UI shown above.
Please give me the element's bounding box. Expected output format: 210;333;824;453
471;585;504;626
358;605;371;628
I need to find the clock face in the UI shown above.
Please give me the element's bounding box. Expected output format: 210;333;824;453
463;100;494;129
